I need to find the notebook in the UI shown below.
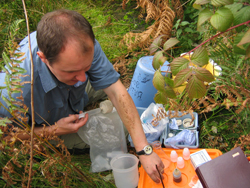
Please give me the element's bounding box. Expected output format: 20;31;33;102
195;147;250;188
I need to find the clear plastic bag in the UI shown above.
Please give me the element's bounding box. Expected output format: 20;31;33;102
129;103;168;146
164;129;196;149
77;108;127;172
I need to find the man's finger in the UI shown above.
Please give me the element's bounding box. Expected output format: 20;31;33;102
161;169;164;174
151;174;161;184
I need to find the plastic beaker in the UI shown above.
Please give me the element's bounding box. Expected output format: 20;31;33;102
152;141;171;169
110;153;139;188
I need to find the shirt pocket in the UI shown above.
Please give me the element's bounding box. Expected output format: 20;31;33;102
34;90;64;126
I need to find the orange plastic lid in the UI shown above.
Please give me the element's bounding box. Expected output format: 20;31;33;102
138;148;222;188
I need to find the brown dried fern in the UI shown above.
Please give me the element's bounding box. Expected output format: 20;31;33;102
121;0;175;50
233;134;250;151
171;0;184;21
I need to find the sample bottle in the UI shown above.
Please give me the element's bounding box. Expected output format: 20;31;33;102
177;157;185;169
170;150;178;162
100;100;113;114
152;141;171;169
173;168;182;183
183;147;190;160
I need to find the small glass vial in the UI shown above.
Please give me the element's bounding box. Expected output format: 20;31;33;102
173;168;182;183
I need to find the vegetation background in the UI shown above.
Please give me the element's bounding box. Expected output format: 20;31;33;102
0;0;249;187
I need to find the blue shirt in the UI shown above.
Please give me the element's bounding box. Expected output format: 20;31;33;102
0;31;120;126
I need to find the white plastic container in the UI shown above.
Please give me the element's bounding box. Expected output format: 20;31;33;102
100;100;113;114
110;154;139;188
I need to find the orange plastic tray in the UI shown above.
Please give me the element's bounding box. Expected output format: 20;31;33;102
138;148;222;188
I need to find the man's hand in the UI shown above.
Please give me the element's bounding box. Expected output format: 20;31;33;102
139;152;165;183
54;111;88;136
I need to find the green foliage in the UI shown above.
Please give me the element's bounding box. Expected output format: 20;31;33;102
171;4;203;57
150;0;250;153
151;0;249;100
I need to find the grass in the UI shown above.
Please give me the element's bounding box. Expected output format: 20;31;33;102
199;107;250;152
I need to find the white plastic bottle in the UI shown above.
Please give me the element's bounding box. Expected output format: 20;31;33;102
100;100;113;114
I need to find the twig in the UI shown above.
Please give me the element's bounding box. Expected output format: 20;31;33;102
177;0;191;9
182;20;250;57
155;165;165;188
21;0;35;187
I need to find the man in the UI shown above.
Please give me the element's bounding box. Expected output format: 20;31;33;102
0;9;164;183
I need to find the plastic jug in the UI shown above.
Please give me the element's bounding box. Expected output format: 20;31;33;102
110;153;139;188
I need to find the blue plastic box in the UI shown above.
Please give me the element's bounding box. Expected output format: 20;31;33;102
160;111;199;149
136;108;199;149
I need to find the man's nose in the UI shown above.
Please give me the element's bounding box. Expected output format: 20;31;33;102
76;70;86;82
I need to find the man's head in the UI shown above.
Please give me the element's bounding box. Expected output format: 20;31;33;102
37;9;95;64
36;9;95;85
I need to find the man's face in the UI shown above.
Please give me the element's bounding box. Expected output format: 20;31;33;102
40;37;94;86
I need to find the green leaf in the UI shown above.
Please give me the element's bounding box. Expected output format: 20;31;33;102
234;6;250;32
154;91;169;104
149;35;163;55
2;52;12;70
152;51;167;70
191;46;209;67
211;0;233;7
186;75;206;99
194;0;210;5
2;96;11;107
163;38;179;51
210;7;234;32
164;86;176;99
12;66;27;74
198;8;213;28
11;84;24;89
11;78;22;82
10;90;21;94
164;77;174;88
153;70;165;92
180;21;190;26
184;28;194;33
237;29;250;46
225;3;242;15
0;117;12;126
174;68;192;87
193;3;202;10
194;67;215;82
170;57;190;76
234;33;249;55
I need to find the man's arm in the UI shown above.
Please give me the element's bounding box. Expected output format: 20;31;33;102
103;79;165;183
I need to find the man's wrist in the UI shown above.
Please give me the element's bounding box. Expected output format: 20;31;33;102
136;144;153;156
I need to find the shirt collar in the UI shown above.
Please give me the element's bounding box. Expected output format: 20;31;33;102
38;59;58;93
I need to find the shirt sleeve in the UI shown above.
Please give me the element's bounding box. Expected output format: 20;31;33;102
87;40;120;91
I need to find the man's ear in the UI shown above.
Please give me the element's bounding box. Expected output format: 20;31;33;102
37;51;48;65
